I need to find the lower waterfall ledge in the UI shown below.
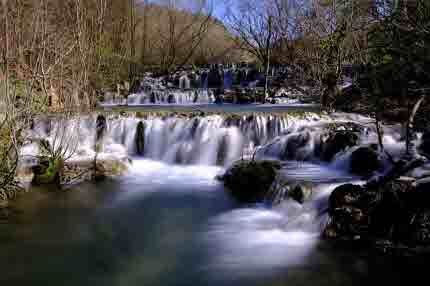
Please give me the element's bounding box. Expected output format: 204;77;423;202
17;156;131;186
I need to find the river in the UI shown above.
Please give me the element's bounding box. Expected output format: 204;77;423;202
1;109;427;285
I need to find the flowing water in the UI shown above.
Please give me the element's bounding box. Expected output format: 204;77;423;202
2;111;427;285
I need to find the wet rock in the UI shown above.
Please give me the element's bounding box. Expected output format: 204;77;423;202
324;184;368;240
190;118;200;138
322;131;359;161
287;184;313;204
167;94;176;104
283;132;311;160
216;134;229;166
237;94;254;104
219;160;281;203
328;184;364;214
350;147;380;177
408;212;430;245
135;121;146;156
418;132;430;159
179;75;190;89
96;115;107;152
223;114;242;127
150;92;157;103
207;69;222;88
192;90;199;103
60;158;130;184
325;179;430;250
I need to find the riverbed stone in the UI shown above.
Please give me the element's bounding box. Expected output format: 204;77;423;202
350;147;381;177
219;160;281;203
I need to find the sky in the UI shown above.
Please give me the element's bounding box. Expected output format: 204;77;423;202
145;0;229;21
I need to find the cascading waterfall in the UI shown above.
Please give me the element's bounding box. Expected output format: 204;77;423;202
20;111;421;279
106;89;215;105
25;112;411;171
27;114;295;167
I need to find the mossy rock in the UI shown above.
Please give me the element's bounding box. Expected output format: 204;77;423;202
219;160;281;203
32;158;63;185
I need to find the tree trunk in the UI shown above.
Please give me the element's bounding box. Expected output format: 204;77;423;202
405;93;425;157
263;16;273;104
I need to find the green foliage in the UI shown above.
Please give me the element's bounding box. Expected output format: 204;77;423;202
32;158;63;185
366;0;430;108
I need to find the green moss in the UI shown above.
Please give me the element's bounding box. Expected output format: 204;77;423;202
32;158;63;185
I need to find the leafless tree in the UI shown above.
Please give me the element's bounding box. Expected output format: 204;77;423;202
225;0;303;102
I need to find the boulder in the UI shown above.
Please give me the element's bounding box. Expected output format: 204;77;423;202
324;184;368;240
325;179;430;248
418;132;430;159
350;147;381;177
321;131;359;161
328;184;364;214
283;132;311;160
219;160;281;203
135;121;146;156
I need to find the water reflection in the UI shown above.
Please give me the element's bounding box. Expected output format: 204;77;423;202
0;160;425;286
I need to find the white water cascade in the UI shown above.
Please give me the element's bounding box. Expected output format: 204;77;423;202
24;112;413;171
104;89;215;105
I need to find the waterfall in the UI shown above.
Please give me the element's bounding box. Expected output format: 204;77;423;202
126;89;214;105
24;112;411;171
25;113;301;167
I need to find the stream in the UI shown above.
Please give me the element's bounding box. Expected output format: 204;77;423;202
1;109;428;285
